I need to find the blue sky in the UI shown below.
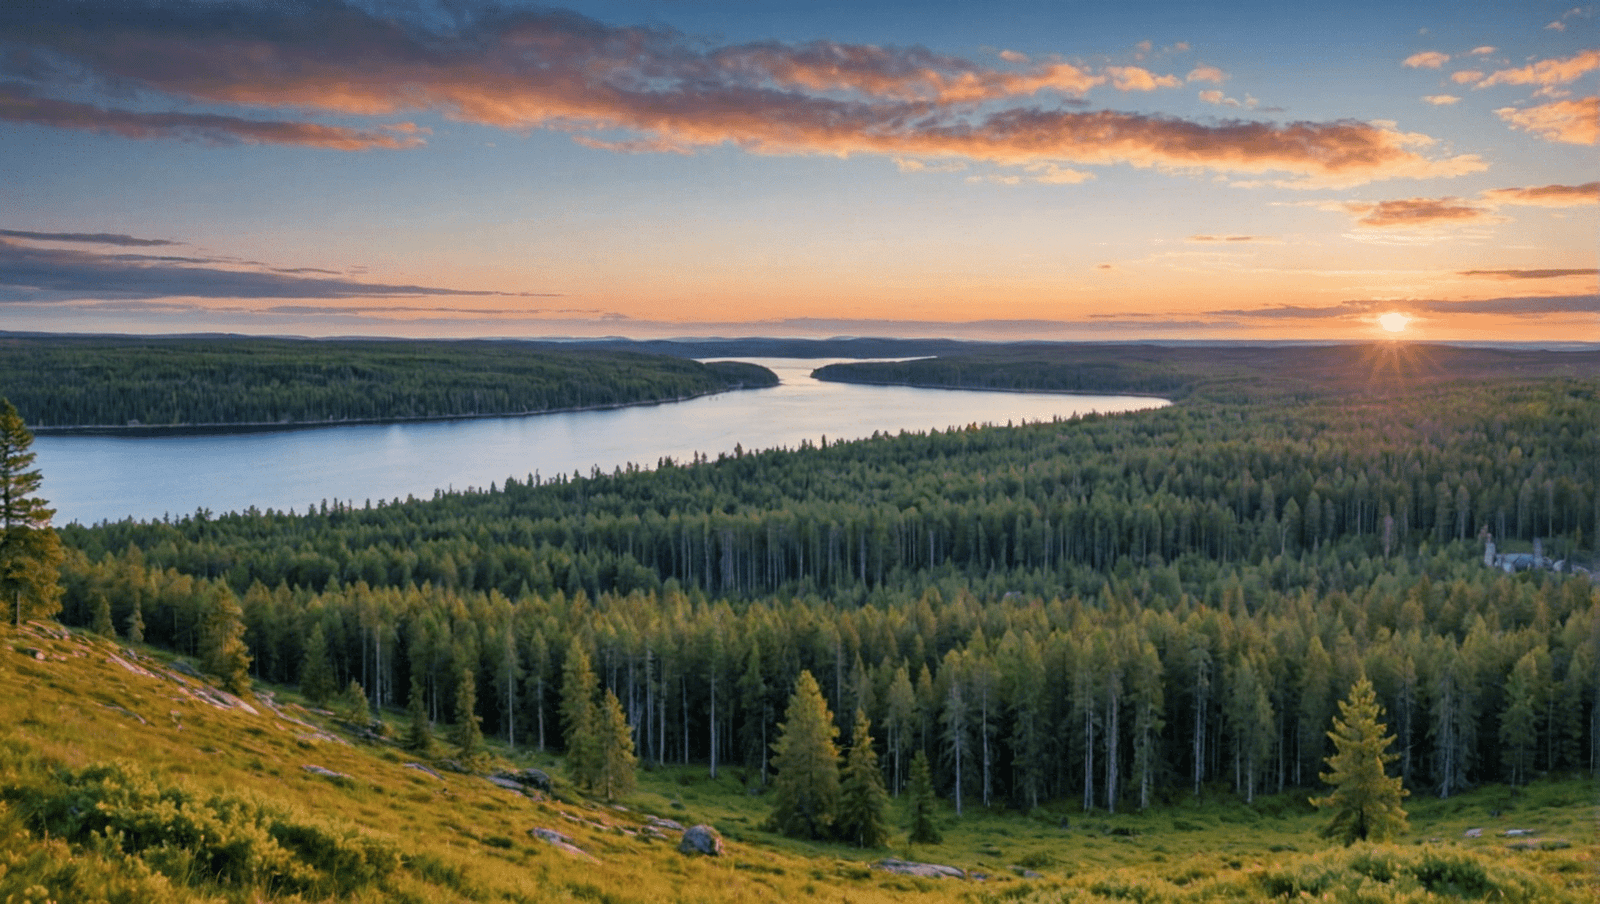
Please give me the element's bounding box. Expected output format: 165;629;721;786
1;1;1594;341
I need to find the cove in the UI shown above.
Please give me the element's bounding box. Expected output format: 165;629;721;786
33;359;1166;525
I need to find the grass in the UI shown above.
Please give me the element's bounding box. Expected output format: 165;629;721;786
2;621;1596;903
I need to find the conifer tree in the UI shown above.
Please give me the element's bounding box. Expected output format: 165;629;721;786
838;709;891;848
1311;677;1409;844
90;590;114;637
452;667;484;763
906;749;941;845
337;679;369;724
124;597;144;644
562;638;601;787
300;622;337;706
592;689;638;801
768;670;840;840
199;585;251;694
406;676;435;754
0;398;62;627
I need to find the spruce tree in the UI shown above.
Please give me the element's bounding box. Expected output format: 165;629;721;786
906;749;941;845
90;591;114;637
837;709;891;848
406;676;435;754
1311;677;1409;844
300;622;337;706
451;667;484;763
199;585;251;694
337;679;369;724
0;399;62;627
561;638;601;788
768;670;840;840
124;597;144;644
592;689;637;801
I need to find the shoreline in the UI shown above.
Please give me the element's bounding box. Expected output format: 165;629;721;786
31;384;769;437
809;375;1177;402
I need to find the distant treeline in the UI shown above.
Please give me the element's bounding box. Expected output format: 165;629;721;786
0;335;776;429
53;359;1600;809
814;343;1600;402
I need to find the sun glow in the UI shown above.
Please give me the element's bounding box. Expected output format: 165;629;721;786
1379;312;1410;333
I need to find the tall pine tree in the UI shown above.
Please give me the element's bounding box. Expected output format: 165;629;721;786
0;399;62;627
1311;677;1409;844
906;749;941;845
837;709;891;848
768;670;840;840
592;689;638;801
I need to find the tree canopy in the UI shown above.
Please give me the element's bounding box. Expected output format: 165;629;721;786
769;671;840;840
0;398;62;627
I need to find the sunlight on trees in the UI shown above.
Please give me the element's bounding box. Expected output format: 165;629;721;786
1312;677;1409;844
768;670;840;840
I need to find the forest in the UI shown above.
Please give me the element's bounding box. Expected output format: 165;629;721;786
0;334;776;429
46;341;1600;818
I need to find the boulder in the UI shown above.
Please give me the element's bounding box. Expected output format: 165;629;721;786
302;764;349;780
647;815;686;832
678;824;724;857
876;858;965;879
493;768;552;792
530;827;599;862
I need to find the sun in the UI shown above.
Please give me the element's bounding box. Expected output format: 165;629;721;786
1378;312;1410;333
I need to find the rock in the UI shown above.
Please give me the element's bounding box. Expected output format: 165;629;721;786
19;648;47;661
405;762;444;780
1503;828;1535;837
678;824;724;857
439;759;472;774
487;775;527;793
170;660;203;678
493;768;552;792
876;858;966;879
102;703;148;724
1465;828;1483;838
647;815;685;832
302;764;349;780
530;827;599;862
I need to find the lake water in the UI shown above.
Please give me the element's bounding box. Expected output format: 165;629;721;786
32;359;1166;525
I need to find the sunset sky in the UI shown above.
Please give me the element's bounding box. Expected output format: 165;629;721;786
2;1;1595;342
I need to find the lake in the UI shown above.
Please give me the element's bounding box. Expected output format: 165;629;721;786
32;359;1166;525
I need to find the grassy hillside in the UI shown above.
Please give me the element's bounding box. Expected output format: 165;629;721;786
3;621;1594;903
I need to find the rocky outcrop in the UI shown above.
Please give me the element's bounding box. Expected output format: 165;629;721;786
302;764;349;780
530;827;599;862
678;824;724;856
876;858;966;879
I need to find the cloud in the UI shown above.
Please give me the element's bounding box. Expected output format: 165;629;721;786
1468;46;1497;56
1457;269;1597;280
0;237;552;301
1198;89;1260;110
1105;66;1182;92
0;84;424;149
1476;49;1600;88
1187;234;1277;243
1403;51;1450;69
1450;70;1484;84
1210;294;1600;319
1421;94;1461;105
1495;97;1600;145
1481;182;1600;206
0;228;179;247
1337;197;1501;229
0;1;1484;187
1185;65;1226;84
999;50;1029;63
1546;21;1566;31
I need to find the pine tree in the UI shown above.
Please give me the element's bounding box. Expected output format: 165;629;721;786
592;689;638;801
1311;677;1409;844
562;638;601;788
837;709;891;848
337;679;370;724
199;585;251;694
300;622;337;706
906;749;941;845
90;590;114;637
406;676;435;754
0;399;62;627
451;667;484;763
768;670;840;840
124;597;144;644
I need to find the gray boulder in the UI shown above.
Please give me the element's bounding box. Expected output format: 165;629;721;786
678;824;724;856
876;858;965;879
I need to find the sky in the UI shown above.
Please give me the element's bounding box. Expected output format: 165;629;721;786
1;0;1596;343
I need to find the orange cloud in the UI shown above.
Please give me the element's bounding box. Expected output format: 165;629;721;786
1496;97;1600;145
1468;46;1497;56
1186;65;1226;84
1477;49;1600;88
1422;95;1460;105
1481;182;1600;206
1450;70;1484;84
1339;197;1500;229
1187;235;1277;243
1403;51;1450;69
0;85;421;150
1105;66;1183;91
0;2;1485;185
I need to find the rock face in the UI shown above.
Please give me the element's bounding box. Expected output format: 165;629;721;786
876;858;965;879
678;824;724;857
